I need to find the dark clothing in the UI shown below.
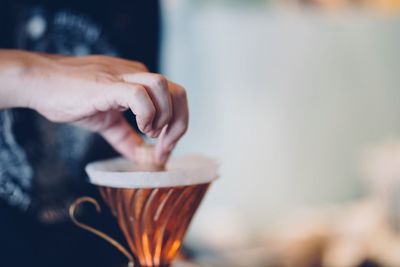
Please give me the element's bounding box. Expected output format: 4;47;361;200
0;1;160;266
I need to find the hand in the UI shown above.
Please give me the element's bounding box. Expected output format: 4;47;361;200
5;51;189;164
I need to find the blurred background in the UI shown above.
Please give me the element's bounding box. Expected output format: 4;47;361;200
159;0;400;266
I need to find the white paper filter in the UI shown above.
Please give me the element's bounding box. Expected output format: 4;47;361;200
85;155;219;188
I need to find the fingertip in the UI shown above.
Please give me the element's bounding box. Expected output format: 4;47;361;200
148;128;162;138
154;128;162;137
138;122;152;134
156;152;169;166
147;130;156;138
154;141;170;165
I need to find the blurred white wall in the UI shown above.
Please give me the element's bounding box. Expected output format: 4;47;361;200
161;1;400;247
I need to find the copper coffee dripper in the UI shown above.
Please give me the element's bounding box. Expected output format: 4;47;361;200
69;145;218;267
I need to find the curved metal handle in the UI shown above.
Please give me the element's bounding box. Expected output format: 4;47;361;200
69;197;135;267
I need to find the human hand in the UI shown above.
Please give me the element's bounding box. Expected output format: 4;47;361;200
5;51;188;164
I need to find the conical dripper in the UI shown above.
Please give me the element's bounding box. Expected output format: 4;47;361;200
99;184;209;266
84;147;218;267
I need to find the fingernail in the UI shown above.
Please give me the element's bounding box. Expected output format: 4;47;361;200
148;129;162;138
153;129;162;137
147;130;155;137
143;124;152;133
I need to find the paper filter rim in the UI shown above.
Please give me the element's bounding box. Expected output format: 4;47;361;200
85;154;219;188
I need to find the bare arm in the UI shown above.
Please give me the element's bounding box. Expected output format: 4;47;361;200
0;49;189;164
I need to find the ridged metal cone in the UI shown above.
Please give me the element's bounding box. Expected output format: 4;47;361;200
99;183;210;267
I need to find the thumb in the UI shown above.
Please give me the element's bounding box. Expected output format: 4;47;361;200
98;113;143;160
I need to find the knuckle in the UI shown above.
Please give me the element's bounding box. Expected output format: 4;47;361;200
176;119;189;134
174;85;187;100
134;62;149;72
94;73;115;84
91;64;117;76
131;84;147;98
151;74;168;91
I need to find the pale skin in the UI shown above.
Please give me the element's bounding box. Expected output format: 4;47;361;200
0;49;189;164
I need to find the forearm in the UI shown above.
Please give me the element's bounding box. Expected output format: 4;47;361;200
0;49;40;109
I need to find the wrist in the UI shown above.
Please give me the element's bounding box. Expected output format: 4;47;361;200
0;50;59;110
0;50;36;109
